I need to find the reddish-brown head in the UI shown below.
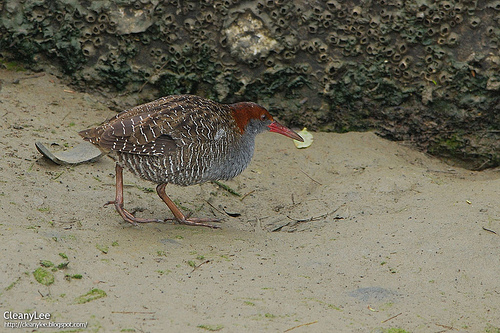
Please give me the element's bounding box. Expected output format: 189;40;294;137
230;102;303;141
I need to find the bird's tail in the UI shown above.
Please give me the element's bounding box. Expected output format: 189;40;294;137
78;127;103;145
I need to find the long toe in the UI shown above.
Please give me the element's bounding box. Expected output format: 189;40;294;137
127;216;164;224
110;202;163;225
168;217;222;229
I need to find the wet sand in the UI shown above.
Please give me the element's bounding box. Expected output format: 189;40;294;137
1;70;499;332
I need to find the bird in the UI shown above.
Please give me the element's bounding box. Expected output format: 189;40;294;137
79;94;303;228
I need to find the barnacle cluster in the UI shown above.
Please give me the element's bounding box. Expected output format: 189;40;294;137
0;0;499;168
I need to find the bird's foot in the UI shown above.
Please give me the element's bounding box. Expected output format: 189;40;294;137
104;201;162;225
165;217;222;229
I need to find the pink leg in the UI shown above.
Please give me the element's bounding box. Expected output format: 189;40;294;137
104;163;162;225
156;183;221;228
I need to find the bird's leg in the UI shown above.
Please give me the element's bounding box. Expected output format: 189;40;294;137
104;163;162;225
156;183;221;229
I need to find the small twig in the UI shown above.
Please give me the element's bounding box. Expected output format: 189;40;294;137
191;260;211;273
61;111;72;122
205;200;225;216
482;227;497;235
381;312;402;323
286;212;330;224
300;169;322;185
286;205;344;224
240;189;255;201
51;171;65;180
274;205;345;232
473;158;493;171
435;323;458;331
284;320;318;332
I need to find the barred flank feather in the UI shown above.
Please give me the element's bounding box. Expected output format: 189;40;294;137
79;95;272;186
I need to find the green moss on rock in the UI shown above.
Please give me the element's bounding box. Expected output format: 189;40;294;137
1;0;499;169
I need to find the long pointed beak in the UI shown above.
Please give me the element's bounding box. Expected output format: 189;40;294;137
268;121;304;142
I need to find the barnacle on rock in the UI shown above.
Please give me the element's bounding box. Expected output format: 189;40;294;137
327;33;339;45
440;1;454;11
402;70;413;80
392;66;402;77
150;48;162;58
265;56;275;67
85;12;96;23
326;0;341;12
427;62;439;74
324;60;341;76
283;50;295;59
488;1;500;11
392;53;402;63
369;15;380;28
183;18;197;30
82;42;95;57
98;13;109;23
397;43;407;54
91;24;100;35
3;0;499;169
265;0;276;9
398;56;412;70
469;16;481;28
446;32;459;45
352;6;362;18
438;71;452;84
308;23;319;34
367;28;378;37
366;43;379;55
383;46;395;57
92;37;103;47
168;45;182;59
81;27;93;39
440;23;450;36
486;26;496;37
318;53;329;62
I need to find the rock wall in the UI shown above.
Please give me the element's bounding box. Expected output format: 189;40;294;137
1;0;499;169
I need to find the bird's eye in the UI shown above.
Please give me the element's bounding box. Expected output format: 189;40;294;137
260;114;267;120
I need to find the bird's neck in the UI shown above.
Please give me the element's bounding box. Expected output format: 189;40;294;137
214;125;258;180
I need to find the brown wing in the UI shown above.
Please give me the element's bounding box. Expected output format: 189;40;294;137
79;95;239;156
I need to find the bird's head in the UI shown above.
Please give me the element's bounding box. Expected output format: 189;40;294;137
230;102;304;142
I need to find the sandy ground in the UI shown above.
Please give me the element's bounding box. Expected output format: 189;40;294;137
1;70;499;333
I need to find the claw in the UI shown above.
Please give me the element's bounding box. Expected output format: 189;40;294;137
164;217;222;229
